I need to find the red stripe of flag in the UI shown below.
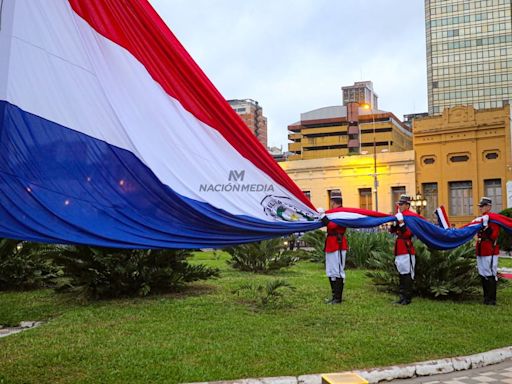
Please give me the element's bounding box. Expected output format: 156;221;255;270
67;0;314;209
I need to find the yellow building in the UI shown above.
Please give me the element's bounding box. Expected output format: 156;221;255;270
280;151;416;214
414;105;512;225
288;106;413;160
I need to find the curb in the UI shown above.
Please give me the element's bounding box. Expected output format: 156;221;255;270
354;346;512;383
185;346;512;384
0;321;44;338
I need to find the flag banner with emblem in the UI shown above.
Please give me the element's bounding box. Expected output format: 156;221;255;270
2;1;511;249
0;0;320;248
325;208;512;250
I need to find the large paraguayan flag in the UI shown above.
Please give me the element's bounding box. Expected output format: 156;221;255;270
1;1;510;250
0;0;321;248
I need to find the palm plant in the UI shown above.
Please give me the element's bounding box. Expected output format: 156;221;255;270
225;238;299;273
345;230;392;268
233;278;295;308
0;239;59;291
51;246;219;301
301;230;326;263
366;241;486;299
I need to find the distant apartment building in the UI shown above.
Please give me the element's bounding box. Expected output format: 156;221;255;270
425;0;512;115
268;146;290;162
403;112;429;130
228;99;268;147
287;105;412;160
342;81;379;110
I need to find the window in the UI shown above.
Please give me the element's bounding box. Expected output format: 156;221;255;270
359;188;372;210
391;186;406;209
327;189;342;206
302;191;311;200
484;179;503;212
422;183;438;221
449;155;469;163
484;151;499;160
449;181;473;216
422;156;436;165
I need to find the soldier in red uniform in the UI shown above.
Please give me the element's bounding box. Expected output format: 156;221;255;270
475;197;500;305
389;195;415;305
321;192;348;304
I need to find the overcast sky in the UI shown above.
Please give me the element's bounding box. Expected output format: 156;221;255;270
151;1;427;148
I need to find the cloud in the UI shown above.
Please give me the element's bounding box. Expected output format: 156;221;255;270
151;1;427;147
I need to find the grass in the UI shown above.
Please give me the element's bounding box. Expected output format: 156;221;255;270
499;256;512;268
0;251;511;384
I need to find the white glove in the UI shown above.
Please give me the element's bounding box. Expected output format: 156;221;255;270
317;207;325;219
395;212;404;222
482;214;489;227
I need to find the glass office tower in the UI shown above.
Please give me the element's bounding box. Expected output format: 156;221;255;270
425;0;512;114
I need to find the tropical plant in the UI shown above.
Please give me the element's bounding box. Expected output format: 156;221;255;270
497;208;512;253
366;241;485;299
345;230;392;268
301;230;326;263
225;238;299;273
50;246;219;301
0;239;60;291
233;278;295;308
301;229;392;268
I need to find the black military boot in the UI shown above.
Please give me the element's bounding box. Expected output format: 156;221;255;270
481;275;489;305
325;278;336;304
487;277;497;306
394;274;406;304
334;278;344;304
327;278;342;304
402;274;413;305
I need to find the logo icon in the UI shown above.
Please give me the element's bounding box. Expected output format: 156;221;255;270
228;170;245;182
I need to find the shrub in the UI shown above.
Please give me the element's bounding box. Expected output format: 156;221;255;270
233;279;295;309
225;238;299;273
498;208;512;253
51;246;219;301
0;239;60;291
301;230;326;263
301;229;392;268
345;230;392;268
366;241;483;299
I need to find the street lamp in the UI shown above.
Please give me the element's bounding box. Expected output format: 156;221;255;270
411;191;427;215
360;103;378;211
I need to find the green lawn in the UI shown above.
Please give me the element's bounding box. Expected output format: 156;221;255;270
1;252;511;384
500;256;512;268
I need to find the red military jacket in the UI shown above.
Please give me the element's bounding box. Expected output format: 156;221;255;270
476;222;500;256
389;223;415;256
325;221;348;252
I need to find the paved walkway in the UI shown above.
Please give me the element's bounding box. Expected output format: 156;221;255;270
387;358;512;384
0;321;43;338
